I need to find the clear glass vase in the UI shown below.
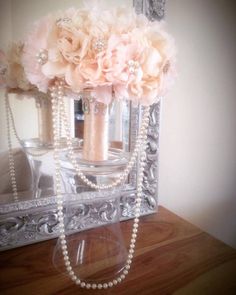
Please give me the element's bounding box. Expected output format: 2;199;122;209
60;143;129;194
53;191;127;282
21;138;82;198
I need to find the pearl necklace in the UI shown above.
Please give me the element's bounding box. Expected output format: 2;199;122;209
5;91;18;202
5;84;150;289
51;90;149;289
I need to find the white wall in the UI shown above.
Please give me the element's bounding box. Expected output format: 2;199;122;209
10;0;132;40
159;0;236;248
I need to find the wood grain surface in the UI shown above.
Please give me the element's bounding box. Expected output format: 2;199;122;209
0;206;236;295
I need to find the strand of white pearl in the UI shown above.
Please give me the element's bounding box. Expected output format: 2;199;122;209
52;95;149;289
53;89;150;190
5;91;18;202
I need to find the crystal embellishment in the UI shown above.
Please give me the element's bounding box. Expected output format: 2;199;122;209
36;49;48;65
56;17;72;27
93;39;106;52
163;60;170;74
82;98;90;114
127;60;140;75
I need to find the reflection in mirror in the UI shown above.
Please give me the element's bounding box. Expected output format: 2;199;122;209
0;93;132;205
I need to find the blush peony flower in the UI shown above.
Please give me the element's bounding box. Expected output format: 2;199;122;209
146;22;177;97
41;8;87;81
125;22;177;105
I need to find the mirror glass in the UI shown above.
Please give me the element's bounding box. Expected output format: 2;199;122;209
0;93;132;205
0;0;134;206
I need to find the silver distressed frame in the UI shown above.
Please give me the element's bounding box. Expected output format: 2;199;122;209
0;0;164;251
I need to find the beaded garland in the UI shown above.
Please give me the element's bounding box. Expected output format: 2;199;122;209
51;82;150;289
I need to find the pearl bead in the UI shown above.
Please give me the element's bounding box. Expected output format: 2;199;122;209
80;282;86;288
75;279;81;285
86;284;91;289
98;284;103;289
103;283;108;289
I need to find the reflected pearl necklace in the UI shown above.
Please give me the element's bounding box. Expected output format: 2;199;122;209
51;92;149;289
5;91;18;202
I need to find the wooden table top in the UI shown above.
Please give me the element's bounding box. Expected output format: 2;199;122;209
0;206;236;295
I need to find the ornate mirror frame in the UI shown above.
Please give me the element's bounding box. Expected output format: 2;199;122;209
0;0;165;251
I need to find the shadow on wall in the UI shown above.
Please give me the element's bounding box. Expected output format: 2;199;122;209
191;194;236;249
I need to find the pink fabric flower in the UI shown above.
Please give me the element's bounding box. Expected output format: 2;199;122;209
22;15;55;92
125;22;177;105
146;22;177;97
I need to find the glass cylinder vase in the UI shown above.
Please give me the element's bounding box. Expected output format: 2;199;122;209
53;191;127;283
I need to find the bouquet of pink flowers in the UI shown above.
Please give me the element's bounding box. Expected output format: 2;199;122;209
1;4;176;106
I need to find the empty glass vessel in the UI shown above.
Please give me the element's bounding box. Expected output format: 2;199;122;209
53;191;128;282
